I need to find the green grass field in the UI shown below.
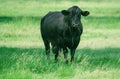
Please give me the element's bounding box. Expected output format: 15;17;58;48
0;0;120;79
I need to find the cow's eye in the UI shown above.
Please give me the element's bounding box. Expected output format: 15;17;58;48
78;14;80;17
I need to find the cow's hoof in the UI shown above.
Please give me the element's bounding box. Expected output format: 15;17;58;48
65;60;69;64
55;59;58;63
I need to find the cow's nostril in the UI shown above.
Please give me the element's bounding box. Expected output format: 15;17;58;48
72;23;75;26
73;23;79;27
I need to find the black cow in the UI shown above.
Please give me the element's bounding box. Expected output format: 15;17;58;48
40;6;90;63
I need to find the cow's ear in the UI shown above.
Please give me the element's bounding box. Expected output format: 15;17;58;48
61;10;70;16
81;11;90;16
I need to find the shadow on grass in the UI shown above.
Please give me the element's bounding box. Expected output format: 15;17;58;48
0;16;41;23
0;46;120;73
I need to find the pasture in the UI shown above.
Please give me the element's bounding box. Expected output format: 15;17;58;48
0;0;120;79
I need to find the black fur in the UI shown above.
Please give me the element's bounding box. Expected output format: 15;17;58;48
40;6;90;63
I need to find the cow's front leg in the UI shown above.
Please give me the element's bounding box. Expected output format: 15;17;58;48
70;49;76;63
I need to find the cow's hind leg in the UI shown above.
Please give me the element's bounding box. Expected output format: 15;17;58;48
63;48;68;63
43;40;50;60
52;45;59;62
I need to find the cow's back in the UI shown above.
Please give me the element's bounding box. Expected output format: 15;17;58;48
41;12;65;39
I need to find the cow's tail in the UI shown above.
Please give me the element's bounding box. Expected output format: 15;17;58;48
40;16;45;32
40;17;44;39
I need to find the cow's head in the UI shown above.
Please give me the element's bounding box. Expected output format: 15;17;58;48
61;6;90;28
